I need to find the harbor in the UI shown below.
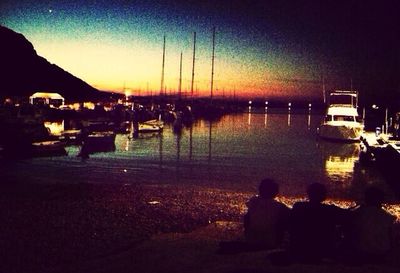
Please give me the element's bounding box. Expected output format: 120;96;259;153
1;89;400;273
1;1;399;272
2;102;400;272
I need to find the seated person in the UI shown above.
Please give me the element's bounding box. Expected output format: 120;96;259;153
289;183;348;262
218;178;290;254
244;178;290;249
347;186;396;263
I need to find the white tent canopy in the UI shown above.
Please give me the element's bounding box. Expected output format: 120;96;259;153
29;92;65;106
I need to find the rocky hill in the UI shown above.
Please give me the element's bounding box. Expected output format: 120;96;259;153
0;25;108;102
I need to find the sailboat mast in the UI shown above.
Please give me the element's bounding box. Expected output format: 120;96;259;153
350;78;353;91
190;32;196;99
210;27;216;101
322;75;326;104
160;35;166;97
179;52;182;99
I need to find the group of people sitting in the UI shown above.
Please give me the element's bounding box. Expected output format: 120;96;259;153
220;178;396;265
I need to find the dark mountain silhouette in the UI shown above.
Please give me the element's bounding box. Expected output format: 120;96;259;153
0;25;110;102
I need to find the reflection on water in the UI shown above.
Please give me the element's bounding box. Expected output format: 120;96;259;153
2;109;398;207
189;126;193;160
317;141;361;186
264;107;268;127
44;120;64;135
116;111;343;195
247;107;252;125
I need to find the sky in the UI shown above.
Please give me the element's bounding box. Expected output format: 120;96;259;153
1;0;399;102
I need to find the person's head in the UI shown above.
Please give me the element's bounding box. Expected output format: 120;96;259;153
364;186;384;207
259;178;279;199
307;183;327;203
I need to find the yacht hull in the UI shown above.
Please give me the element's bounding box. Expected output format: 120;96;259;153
318;124;363;142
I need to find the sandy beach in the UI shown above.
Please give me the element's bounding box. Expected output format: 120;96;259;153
1;182;399;273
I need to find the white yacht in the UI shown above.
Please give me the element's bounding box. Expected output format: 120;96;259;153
318;90;364;142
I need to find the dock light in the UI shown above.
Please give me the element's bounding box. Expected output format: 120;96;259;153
248;100;252;105
372;104;379;109
288;102;291;107
265;101;268;105
309;103;312;107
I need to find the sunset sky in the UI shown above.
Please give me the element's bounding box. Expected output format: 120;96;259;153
1;0;398;101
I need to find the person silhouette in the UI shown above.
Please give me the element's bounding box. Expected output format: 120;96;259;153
243;178;290;249
218;178;290;254
288;183;347;263
346;186;395;264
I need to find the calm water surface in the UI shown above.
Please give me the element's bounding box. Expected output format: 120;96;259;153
1;108;394;202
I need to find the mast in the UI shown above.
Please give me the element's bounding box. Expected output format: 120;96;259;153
322;75;326;104
210;27;216;101
190;32;196;99
178;52;182;99
350;78;353;91
160;35;166;97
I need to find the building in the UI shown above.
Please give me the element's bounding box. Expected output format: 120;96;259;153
29;92;65;108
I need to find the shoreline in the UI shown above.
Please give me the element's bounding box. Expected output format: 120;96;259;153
0;182;249;272
1;182;399;273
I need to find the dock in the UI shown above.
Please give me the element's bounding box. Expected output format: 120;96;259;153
360;132;400;187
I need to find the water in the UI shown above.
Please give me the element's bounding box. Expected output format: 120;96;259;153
0;108;394;201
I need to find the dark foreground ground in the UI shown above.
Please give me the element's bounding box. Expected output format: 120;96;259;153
1;182;399;273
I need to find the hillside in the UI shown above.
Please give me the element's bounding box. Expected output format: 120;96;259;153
0;26;108;102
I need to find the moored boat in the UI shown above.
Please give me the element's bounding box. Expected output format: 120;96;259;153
318;90;364;142
59;129;82;145
135;119;164;134
78;131;116;157
31;140;67;157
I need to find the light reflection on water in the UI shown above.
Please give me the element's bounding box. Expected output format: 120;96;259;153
1;109;398;208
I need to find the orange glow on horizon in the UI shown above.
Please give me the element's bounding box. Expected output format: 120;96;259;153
28;31;323;99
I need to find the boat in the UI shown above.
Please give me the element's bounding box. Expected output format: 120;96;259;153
360;132;400;189
78;131;116;156
59;129;82;145
0;115;65;158
1;140;66;158
318;90;364;142
82;119;115;132
135;119;164;133
115;121;131;134
31;140;67;157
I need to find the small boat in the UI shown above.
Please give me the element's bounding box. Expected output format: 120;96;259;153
31;140;67;157
115;121;131;134
360;132;400;188
78;131;116;156
59;129;82;145
137;119;164;133
82;119;115;132
318;90;364;142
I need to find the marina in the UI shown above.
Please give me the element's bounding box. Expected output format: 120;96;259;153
1;105;399;203
2;107;400;273
1;1;399;272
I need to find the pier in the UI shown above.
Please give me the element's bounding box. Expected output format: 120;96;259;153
360;132;400;189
